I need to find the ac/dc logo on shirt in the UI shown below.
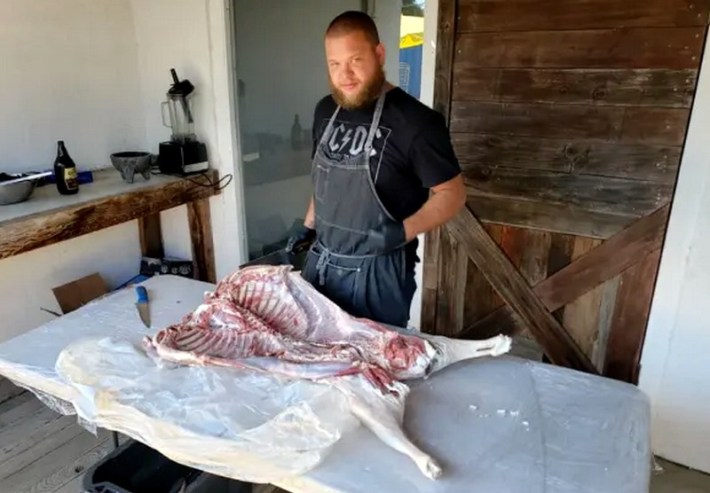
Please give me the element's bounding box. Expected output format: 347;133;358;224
318;119;392;162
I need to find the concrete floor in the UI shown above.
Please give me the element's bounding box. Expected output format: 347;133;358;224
651;458;710;492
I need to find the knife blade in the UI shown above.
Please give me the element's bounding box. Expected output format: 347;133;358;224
135;285;150;328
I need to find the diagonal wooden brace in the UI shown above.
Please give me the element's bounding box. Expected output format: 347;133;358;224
461;204;670;340
446;205;597;374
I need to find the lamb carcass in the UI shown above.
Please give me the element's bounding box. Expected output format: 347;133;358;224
142;264;511;479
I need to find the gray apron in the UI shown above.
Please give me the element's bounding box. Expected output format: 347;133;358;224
301;91;415;327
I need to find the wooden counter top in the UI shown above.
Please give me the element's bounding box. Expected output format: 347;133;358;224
0;168;220;282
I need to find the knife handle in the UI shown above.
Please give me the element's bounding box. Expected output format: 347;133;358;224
135;286;148;303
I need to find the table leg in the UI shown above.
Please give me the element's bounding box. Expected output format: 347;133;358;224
187;198;216;283
112;430;120;449
138;213;164;258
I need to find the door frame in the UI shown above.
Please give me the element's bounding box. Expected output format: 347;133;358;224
637;27;710;473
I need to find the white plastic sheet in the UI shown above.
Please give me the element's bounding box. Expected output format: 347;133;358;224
277;357;653;493
55;335;363;483
53;336;653;492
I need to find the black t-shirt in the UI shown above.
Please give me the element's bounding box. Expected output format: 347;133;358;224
311;87;461;223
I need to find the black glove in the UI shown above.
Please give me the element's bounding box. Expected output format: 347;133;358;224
368;222;407;253
285;224;316;253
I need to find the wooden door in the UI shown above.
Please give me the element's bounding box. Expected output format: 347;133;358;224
421;0;709;382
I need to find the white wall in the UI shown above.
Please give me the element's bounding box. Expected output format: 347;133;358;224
0;0;148;343
129;0;245;278
638;29;710;474
0;0;145;171
0;0;245;343
0;225;142;343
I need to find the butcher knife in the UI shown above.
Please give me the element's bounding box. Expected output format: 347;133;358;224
239;242;310;270
135;286;151;328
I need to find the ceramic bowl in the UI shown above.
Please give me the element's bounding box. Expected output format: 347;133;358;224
110;151;153;183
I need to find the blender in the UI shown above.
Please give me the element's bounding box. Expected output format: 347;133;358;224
157;69;209;175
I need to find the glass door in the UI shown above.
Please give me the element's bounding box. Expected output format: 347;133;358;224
230;0;363;261
230;0;414;262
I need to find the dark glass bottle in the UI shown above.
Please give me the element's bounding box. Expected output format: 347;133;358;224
54;140;79;195
291;114;302;150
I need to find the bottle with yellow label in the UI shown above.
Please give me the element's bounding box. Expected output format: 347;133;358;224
54;140;79;195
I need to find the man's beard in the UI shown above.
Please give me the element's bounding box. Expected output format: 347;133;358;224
330;66;386;110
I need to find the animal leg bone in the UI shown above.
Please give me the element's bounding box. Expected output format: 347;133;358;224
423;334;512;375
336;378;443;480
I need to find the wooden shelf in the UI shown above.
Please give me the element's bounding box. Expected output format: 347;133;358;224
0;168;220;282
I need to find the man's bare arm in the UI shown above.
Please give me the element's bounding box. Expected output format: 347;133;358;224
402;174;466;241
304;196;315;229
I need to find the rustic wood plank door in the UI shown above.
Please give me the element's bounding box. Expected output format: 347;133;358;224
421;0;710;383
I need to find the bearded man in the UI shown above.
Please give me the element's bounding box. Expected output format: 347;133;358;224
286;10;465;328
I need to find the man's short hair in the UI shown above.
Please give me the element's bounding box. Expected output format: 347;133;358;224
326;11;380;45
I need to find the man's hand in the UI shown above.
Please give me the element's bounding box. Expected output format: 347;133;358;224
304;196;316;229
285;224;316;253
285;196;317;254
403;174;466;240
368;222;407;253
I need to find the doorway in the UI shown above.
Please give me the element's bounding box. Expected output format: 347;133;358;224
229;0;422;262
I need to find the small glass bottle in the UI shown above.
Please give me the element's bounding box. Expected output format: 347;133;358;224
54;140;79;195
291;114;302;150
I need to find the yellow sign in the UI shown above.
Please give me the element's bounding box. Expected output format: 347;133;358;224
400;32;423;49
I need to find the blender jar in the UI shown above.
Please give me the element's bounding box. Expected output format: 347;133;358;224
161;95;195;143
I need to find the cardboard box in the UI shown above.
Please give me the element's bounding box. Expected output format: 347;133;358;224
50;256;194;317
52;273;109;314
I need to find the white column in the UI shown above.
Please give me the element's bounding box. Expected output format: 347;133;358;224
638;28;710;473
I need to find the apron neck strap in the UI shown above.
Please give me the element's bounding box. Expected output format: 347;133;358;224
364;90;386;151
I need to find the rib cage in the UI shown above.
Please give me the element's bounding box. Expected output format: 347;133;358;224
143;265;438;392
225;266;310;337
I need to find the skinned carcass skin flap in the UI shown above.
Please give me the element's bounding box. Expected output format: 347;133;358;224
56;335;362;484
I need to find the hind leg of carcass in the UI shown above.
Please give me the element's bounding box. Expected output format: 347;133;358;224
336;379;443;480
423;334;512;374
